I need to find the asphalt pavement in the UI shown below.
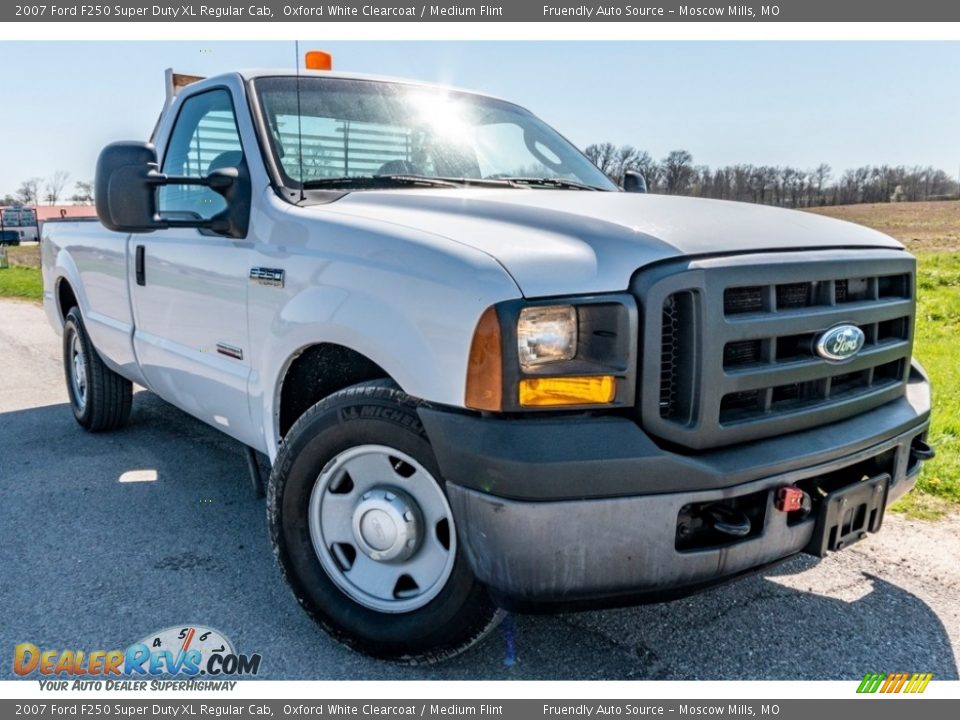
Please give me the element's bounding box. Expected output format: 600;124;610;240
1;298;957;680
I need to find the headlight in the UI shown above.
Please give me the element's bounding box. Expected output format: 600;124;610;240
517;305;577;369
465;295;638;412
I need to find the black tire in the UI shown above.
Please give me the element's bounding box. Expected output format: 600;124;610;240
62;307;133;432
267;381;502;663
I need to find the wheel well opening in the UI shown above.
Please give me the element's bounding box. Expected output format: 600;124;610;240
57;279;78;322
279;344;391;438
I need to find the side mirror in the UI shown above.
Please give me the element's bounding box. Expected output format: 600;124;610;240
95;142;162;232
623;171;648;194
94;141;250;238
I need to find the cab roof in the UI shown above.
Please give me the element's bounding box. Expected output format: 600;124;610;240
191;68;504;102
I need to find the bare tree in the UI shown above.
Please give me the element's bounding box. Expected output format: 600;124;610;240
45;170;71;205
610;146;642;185
71;180;95;203
584;142;618;178
16;177;43;205
812;163;831;205
632;151;661;190
662;150;694;195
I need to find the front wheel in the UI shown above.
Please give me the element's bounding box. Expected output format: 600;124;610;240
267;382;501;662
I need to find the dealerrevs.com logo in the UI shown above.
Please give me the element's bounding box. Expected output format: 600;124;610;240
14;625;262;690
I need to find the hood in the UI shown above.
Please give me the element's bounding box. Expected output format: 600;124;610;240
312;189;904;297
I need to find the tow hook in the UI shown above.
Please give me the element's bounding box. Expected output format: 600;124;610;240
774;485;813;516
910;437;936;462
705;503;751;537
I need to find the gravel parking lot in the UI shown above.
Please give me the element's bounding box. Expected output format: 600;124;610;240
1;298;958;680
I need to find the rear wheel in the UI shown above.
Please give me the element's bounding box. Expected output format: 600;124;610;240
62;307;133;432
268;381;501;662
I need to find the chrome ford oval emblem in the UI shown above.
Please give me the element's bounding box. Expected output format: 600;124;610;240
815;324;865;362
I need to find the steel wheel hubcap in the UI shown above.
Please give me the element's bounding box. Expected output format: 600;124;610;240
352;488;421;562
70;333;87;409
308;444;456;613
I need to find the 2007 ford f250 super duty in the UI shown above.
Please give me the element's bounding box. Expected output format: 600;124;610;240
42;62;933;662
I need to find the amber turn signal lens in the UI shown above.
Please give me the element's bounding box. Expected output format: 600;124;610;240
465;306;503;411
518;376;616;407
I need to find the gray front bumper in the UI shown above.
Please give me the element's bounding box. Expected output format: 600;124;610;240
447;431;922;607
435;374;930;607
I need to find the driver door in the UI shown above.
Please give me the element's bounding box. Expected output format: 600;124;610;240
129;87;257;447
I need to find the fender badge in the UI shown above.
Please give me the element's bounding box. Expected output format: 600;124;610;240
249;267;284;288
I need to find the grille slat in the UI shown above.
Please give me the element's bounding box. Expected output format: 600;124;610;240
723;341;909;392
720;360;904;424
722;298;912;340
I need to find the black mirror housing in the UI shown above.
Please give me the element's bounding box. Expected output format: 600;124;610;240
623;171;648;194
94;142;251;238
95;142;163;232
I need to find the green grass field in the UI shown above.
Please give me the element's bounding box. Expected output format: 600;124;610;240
906;252;960;517
0;264;42;301
1;209;957;517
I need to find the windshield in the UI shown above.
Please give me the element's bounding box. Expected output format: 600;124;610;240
252;76;617;192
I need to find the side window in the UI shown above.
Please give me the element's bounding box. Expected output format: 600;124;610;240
159;89;243;219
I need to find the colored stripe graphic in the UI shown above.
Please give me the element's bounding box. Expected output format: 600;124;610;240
880;673;897;693
892;673;909;693
910;673;933;693
857;672;932;694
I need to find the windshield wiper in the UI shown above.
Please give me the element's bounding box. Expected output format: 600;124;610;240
496;176;606;191
301;174;606;192
302;174;461;190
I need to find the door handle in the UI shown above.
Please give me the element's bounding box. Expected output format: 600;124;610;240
135;245;145;286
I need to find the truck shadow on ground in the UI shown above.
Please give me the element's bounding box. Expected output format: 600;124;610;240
1;391;956;681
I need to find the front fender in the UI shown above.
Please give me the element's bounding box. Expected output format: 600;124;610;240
246;193;524;460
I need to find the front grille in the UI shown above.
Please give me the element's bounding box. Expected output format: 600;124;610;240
640;250;916;450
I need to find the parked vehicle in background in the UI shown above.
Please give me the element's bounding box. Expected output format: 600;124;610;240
41;59;933;663
0;230;21;245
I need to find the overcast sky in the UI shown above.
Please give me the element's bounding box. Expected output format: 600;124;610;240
1;41;958;196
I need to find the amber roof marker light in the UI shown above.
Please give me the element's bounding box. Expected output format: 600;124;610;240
305;51;333;71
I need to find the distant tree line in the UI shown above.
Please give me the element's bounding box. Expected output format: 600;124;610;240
4;154;958;209
584;143;960;206
1;173;94;207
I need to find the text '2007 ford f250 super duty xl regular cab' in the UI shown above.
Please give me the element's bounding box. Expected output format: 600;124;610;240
42;59;933;662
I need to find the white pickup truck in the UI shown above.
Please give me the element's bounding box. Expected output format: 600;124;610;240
43;63;932;662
